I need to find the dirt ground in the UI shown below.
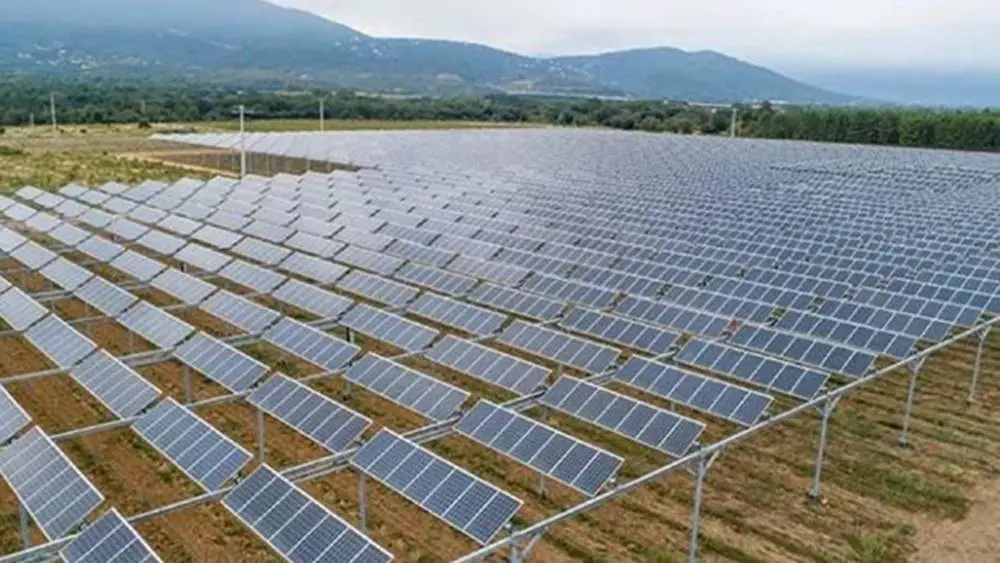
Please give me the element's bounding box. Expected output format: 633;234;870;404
0;195;997;562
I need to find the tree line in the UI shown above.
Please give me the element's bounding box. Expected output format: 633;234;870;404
2;76;999;151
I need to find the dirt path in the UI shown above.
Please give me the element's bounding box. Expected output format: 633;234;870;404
912;476;1000;562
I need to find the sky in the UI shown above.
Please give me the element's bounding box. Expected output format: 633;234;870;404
273;0;998;71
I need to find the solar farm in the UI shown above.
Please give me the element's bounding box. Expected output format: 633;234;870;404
0;128;997;562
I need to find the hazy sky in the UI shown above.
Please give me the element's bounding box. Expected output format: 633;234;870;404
274;0;996;71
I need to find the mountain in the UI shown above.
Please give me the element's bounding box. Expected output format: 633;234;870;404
0;0;854;104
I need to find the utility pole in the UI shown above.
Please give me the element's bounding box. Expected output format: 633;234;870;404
729;107;738;138
50;93;57;134
239;104;247;178
319;98;325;132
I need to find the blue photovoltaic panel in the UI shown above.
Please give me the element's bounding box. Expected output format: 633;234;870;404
561;308;680;355
456;400;623;496
10;241;58;270
0;427;104;539
336;271;419;308
407;293;506;336
541;376;706;457
174;243;232;273
340;304;438;353
270;279;354;320
133;398;252;491
75;236;125;262
467;283;565;321
729;326;875;378
0;287;49;331
394;263;476;297
137;230;187;256
74;277;137;317
335;245;405;276
175;333;270;393
60;508;163;563
219;260;287;294
426;335;549;395
39;258;93;291
0;386;30;444
675;338;829;400
199;291;280;334
343;355;469;421
232;238;292;266
263;318;360;373
110;251;166;282
25;315;97;369
117;301;196;350
614;357;773;426
615;296;730;338
249;374;372;453
223;465;393;563
351;429;522;545
497;321;619;374
279;252;349;286
70;350;162;419
150;269;217;306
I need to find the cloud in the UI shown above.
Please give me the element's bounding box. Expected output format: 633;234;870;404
273;0;1000;70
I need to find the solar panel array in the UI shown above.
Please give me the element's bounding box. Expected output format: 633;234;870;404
3;127;1000;561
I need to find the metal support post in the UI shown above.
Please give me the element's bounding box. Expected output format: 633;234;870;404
507;532;545;563
183;365;192;404
18;502;30;548
256;408;266;462
358;472;368;533
809;395;841;502
967;327;991;404
899;358;925;448
686;452;717;563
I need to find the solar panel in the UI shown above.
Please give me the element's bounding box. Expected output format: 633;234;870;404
729;326;875;377
25;212;62;234
0;227;27;252
777;310;917;359
232;238;292;266
497;321;619;373
279;252;349;285
335;245;405;276
447;255;530;286
223;465;393;563
394;263;476;297
133;398;252;491
199;291;280;334
136;230;187;256
24;315;96;369
157;215;201;237
561;308;680;355
110;251;167;282
285;231;345;258
270;279;355;320
117;301;196;349
60;508;163;563
207;210;251;231
0;277;9;293
344;355;469;420
75;236;126;262
263;318;360;373
426;335;550;395
0;386;31;444
174;243;232;273
105;218;149;241
219;260;287;294
128;205;169;225
352;428;521;545
614;357;773;426
468;283;565;321
79;208;115;229
675;338;829;400
174;333;270;393
15;186;45;201
245;220;296;243
78;189;111;206
0;427;104;539
150;269;217;306
340;304;438;353
74;277;138;317
249;374;371;453
4;202;40;222
0;287;49;330
541;376;705;457
385;239;456;268
191;225;243;250
522;274;617;309
407;293;506;336
11;241;59;270
456;400;623;496
55;200;89;219
69;350;162;419
37;258;93;291
336;271;419;308
48;223;91;247
615;296;730;338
